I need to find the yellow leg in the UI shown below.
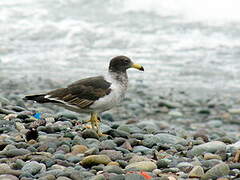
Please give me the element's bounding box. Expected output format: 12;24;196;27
90;112;101;135
84;113;106;136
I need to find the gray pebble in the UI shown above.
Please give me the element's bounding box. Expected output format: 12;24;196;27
22;161;46;175
85;138;100;149
133;146;153;154
143;133;187;148
38;174;56;180
100;150;123;161
156;159;171;168
188;141;226;156
0;174;19;180
103;165;124;174
56;177;72;180
99;140;117;150
125;173;145;180
82;129;99;139
109;174;125;180
107;129;130;138
202;162;230;180
2;148;30;157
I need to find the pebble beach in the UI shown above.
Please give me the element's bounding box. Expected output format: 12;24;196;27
0;85;240;180
1;0;240;179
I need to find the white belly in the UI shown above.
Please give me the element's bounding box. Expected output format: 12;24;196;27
89;83;126;113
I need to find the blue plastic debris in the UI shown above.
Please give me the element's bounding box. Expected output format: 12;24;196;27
33;112;41;120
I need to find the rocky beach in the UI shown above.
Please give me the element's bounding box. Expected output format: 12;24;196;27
0;83;240;179
1;0;240;179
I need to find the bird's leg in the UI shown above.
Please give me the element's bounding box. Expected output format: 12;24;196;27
90;113;106;136
90;112;99;132
84;113;105;136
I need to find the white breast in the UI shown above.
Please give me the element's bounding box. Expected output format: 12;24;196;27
89;72;128;113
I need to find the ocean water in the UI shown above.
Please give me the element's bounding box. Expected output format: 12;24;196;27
1;0;240;97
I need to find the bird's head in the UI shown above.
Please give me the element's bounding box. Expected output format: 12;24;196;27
109;56;144;73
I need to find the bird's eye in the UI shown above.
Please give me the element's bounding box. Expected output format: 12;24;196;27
123;59;129;64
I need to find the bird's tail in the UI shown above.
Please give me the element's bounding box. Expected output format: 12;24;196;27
23;94;50;103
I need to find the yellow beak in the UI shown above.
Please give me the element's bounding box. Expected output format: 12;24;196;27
131;63;144;71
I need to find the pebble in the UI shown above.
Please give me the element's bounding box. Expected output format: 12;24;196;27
204;152;222;160
188;141;226;156
22;161;46;175
0;174;19;180
143;133;187;148
56;177;72;180
228;108;240;114
106;129;129;138
0;97;10;105
0;164;22;176
90;174;105;180
99;140;117;150
1;148;30;157
84;147;99;156
103;165;124;174
168;110;183;117
229;163;240;170
188;166;204;178
158;100;181;109
85;138;100;149
153;168;162;176
133;146;152;154
125;173;145;180
71;144;88;155
156;159;171;168
125;161;157;171
81;155;111;167
202;163;230;180
129;155;151;164
100;150;123;161
117;125;141;134
176;162;193;172
82;129;99;139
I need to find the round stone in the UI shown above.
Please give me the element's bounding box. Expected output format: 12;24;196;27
81;155;111;167
71;145;88;155
202;163;230;180
188;141;226;156
125;161;157;172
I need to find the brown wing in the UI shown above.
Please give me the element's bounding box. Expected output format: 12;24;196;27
47;76;111;109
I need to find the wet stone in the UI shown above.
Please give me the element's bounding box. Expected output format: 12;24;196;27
156;159;171;168
177;162;193;172
202;163;230;180
188;141;226;156
84;147;99;156
56;177;72;180
188;165;204;178
99;140;117;150
100;150;123;161
125;161;157;172
103;165;124;174
22;161;46;175
85;138;100;149
0;174;19;180
82;129;99;139
133;146;153;154
204;152;222;160
107;129;130;138
143;133;187;148
67;155;82;163
90;174;105;180
81;155;111;167
2;148;30;157
125;173;145;180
